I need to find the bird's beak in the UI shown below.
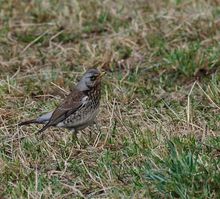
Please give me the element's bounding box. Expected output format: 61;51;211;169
98;71;106;78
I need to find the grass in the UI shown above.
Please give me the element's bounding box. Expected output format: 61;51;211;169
0;0;220;198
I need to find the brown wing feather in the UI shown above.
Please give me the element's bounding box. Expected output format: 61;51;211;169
37;88;86;133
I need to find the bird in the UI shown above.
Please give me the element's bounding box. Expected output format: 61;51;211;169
19;68;105;134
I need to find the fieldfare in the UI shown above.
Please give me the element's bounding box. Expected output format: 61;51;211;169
19;68;105;134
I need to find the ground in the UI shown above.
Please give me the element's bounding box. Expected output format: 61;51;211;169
0;0;220;198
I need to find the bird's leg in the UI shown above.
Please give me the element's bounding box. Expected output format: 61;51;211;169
89;129;92;140
70;129;81;148
72;132;78;142
70;128;78;141
87;120;99;143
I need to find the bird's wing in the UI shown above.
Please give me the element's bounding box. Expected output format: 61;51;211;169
38;88;88;133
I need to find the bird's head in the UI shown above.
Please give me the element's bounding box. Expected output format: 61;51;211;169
76;68;105;91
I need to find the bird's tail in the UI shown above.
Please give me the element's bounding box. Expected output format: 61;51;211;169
18;119;40;126
19;119;51;135
36;123;51;134
19;111;53;127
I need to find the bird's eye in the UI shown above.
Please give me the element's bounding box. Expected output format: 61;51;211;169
90;76;96;81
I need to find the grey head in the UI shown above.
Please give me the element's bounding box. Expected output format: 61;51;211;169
76;68;104;91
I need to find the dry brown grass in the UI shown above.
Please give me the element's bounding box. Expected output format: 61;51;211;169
0;0;220;198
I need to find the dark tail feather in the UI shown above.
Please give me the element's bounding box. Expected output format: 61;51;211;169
19;119;51;135
36;123;51;134
18;119;40;126
19;112;53;127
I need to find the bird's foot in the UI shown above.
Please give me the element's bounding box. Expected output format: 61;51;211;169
71;131;81;149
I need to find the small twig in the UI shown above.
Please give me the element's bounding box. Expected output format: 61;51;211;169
49;30;64;45
21;30;49;54
187;81;197;123
81;160;102;187
50;82;69;94
60;182;85;198
197;82;220;110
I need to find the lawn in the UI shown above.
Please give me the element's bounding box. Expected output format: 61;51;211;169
0;0;220;198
